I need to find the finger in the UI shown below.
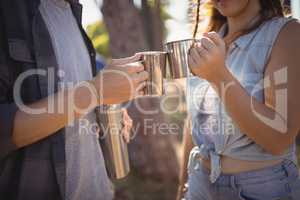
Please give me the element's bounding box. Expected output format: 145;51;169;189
131;53;142;62
122;108;128;120
135;82;147;96
138;81;147;89
126;121;133;128
123;122;130;133
122;108;129;116
121;128;130;143
132;71;149;84
189;47;201;63
125;123;132;142
121;114;132;143
126;122;133;132
188;54;197;69
123;112;132;128
204;32;224;46
134;52;144;59
123;109;133;125
195;44;209;58
121;62;145;74
138;91;145;96
111;54;142;65
200;37;216;52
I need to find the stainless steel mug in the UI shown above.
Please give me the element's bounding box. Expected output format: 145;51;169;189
98;105;130;179
165;39;197;79
141;51;167;96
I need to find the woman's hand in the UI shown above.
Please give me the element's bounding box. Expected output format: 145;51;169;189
188;32;227;83
176;183;188;200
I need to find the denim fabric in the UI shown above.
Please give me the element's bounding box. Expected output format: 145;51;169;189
189;17;298;184
185;154;300;200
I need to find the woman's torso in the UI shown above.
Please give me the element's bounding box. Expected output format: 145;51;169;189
189;17;297;181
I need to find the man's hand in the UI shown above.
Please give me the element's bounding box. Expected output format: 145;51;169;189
110;53;142;66
121;109;133;143
91;54;149;105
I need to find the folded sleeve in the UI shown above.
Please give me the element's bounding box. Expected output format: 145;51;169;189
0;103;18;160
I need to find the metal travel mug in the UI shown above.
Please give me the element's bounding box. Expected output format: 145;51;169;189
141;51;167;96
98;104;130;179
165;39;197;79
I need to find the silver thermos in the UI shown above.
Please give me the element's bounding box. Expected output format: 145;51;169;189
98;104;130;179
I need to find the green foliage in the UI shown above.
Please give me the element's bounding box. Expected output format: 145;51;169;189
85;1;172;58
160;3;172;21
86;21;111;58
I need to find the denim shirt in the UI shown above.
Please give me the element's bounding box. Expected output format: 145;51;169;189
189;17;297;183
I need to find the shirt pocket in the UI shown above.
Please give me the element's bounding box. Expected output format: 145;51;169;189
8;39;35;63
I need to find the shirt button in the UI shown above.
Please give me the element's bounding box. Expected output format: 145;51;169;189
229;43;237;53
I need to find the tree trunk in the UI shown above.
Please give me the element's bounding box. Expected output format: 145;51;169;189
101;0;148;57
101;1;179;198
141;0;164;51
126;97;179;181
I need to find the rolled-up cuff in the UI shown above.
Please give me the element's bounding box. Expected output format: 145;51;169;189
0;103;19;160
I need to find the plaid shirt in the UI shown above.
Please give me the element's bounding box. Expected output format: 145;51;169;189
0;0;97;199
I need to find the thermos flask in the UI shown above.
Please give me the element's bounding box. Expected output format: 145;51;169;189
98;104;130;179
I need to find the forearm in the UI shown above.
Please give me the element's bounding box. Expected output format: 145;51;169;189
188;25;300;156
211;67;291;155
13;81;98;148
10;54;147;149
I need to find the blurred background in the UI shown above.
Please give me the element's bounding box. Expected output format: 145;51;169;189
79;0;300;200
80;1;191;199
81;0;191;58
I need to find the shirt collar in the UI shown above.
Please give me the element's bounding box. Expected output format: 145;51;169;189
219;23;262;50
69;1;83;24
